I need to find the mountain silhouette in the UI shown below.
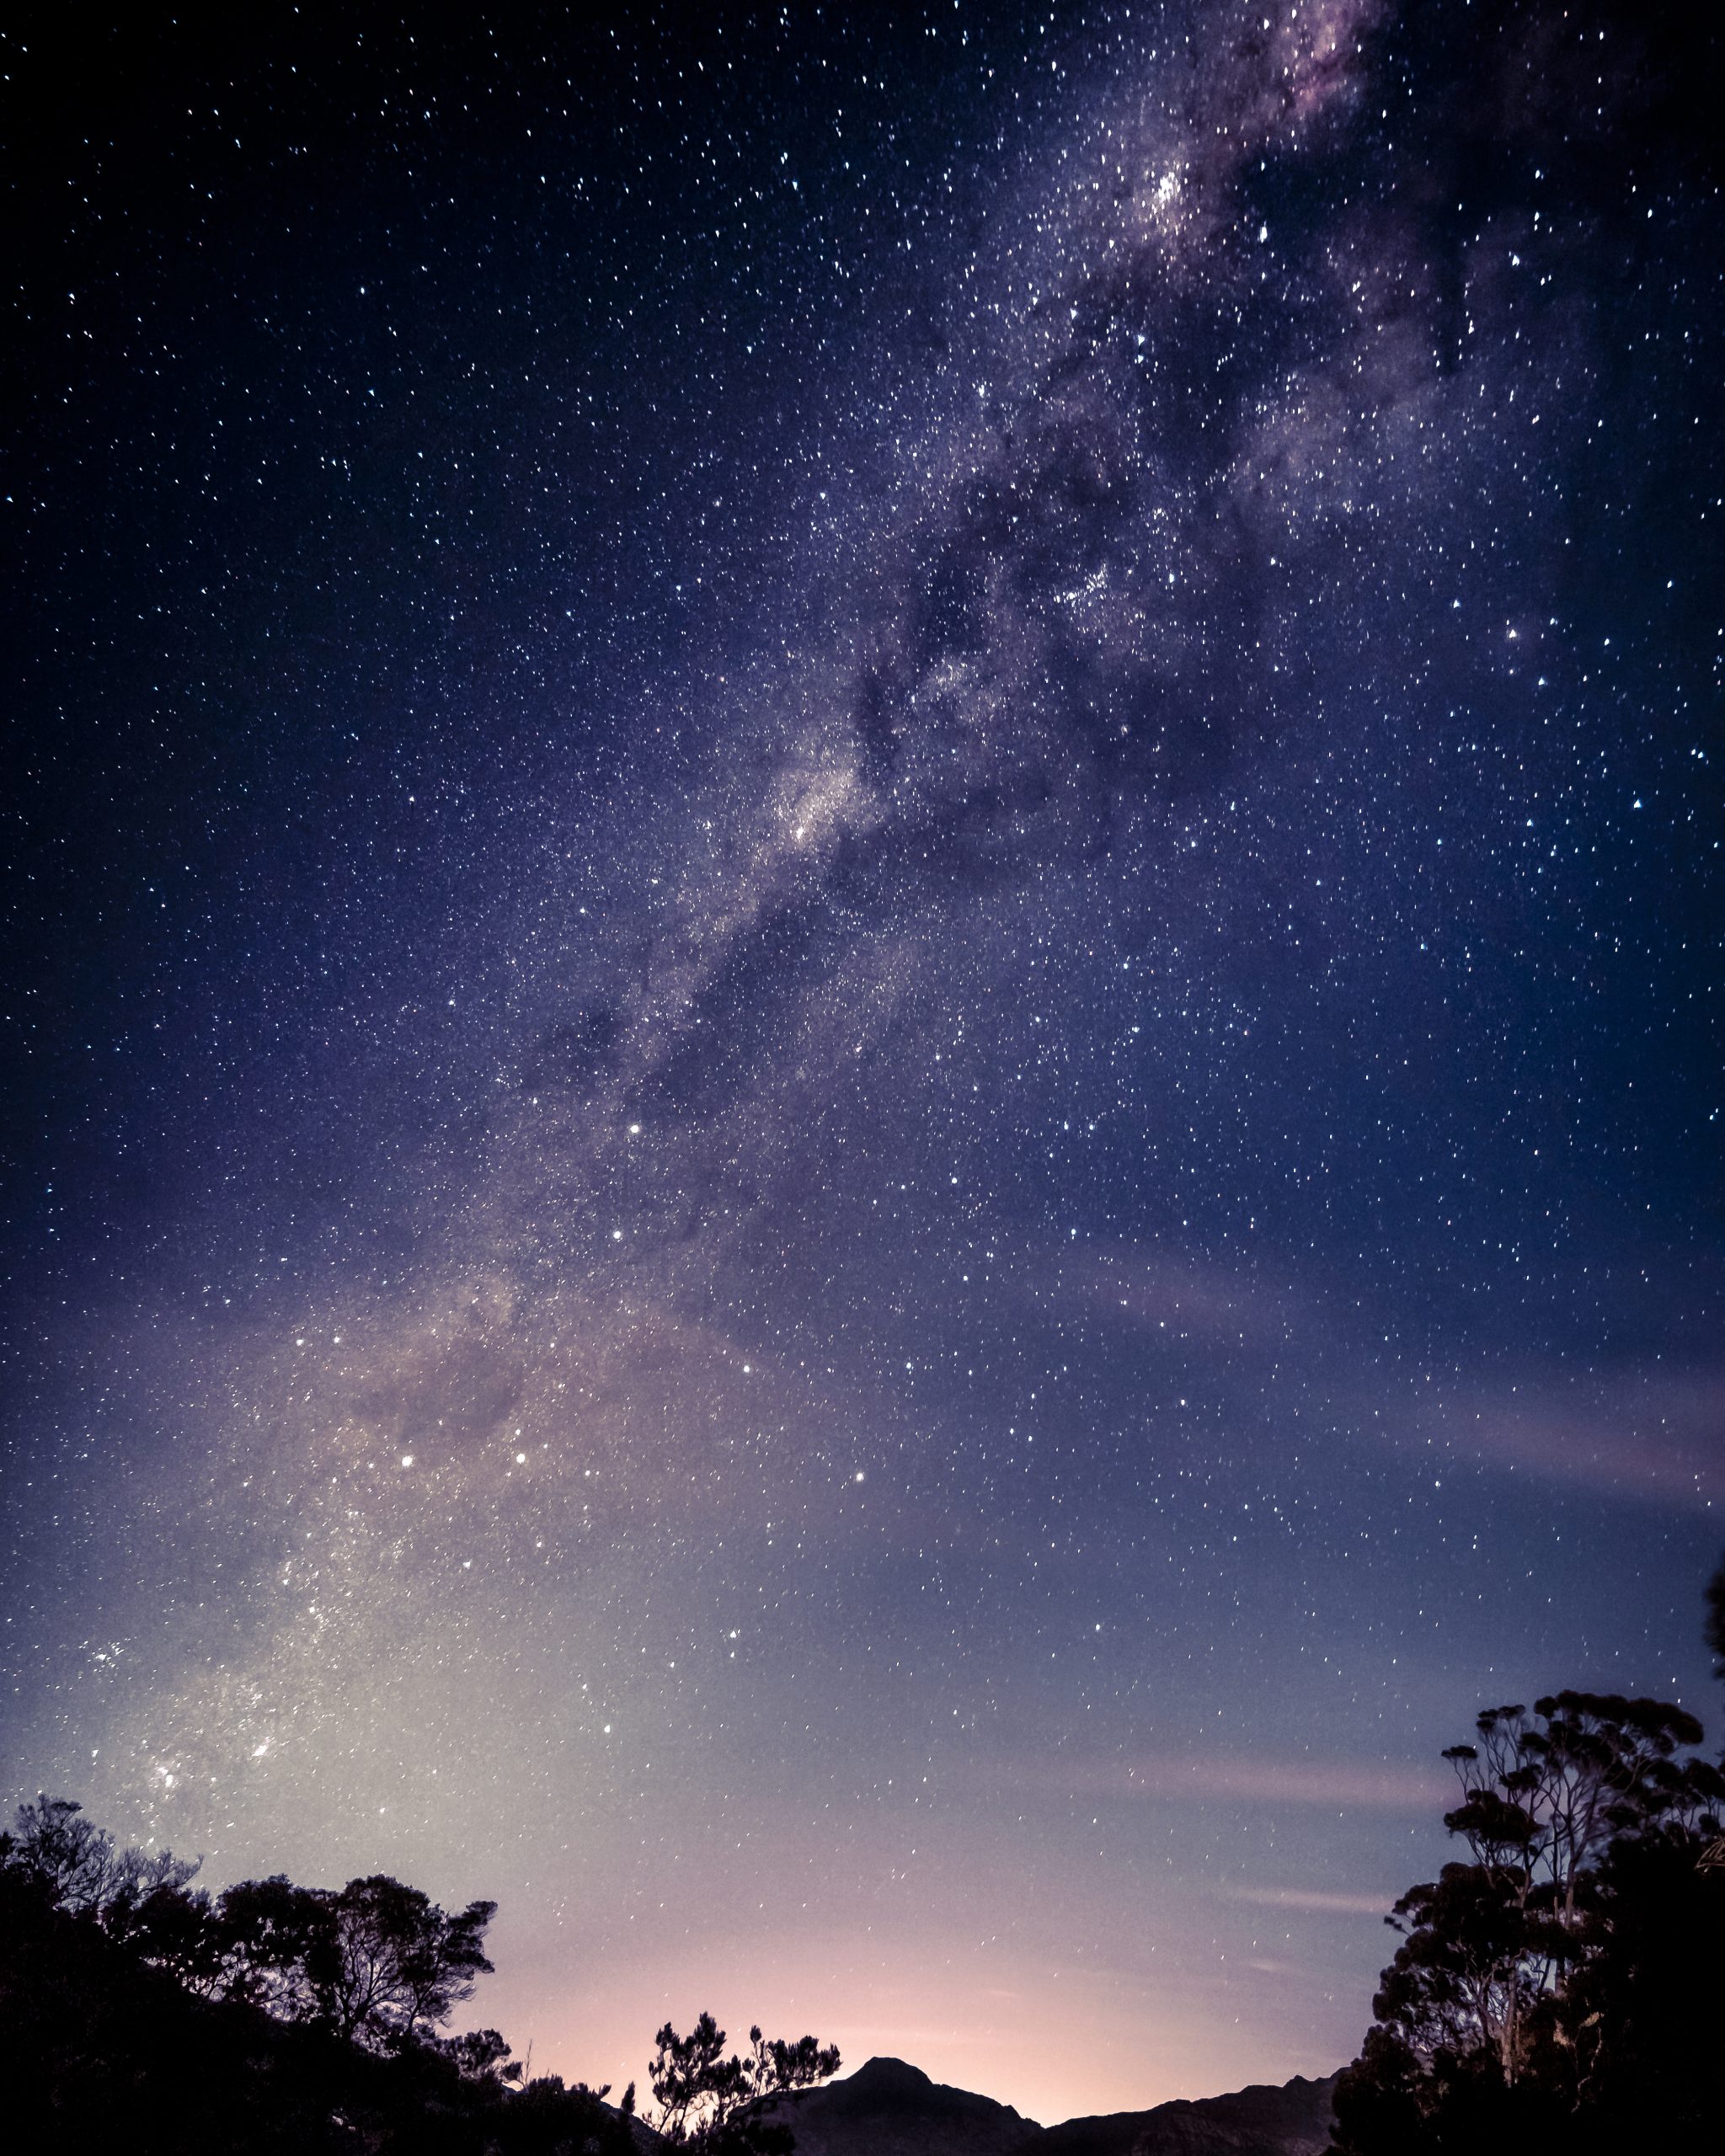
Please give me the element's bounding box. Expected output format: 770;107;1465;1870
750;2055;1338;2156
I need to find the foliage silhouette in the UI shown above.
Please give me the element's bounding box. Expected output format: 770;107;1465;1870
1329;1565;1725;2153
647;2009;840;2150
302;1872;499;2047
8;1793;200;1918
0;1800;635;2154
749;2027;842;2098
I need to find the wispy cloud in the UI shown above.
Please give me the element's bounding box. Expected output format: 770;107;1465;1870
1015;1240;1725;1514
1231;1884;1397;1915
1439;1369;1725;1510
1016;1751;1446;1812
1065;1246;1312;1354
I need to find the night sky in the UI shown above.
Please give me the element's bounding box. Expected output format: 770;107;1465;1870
3;0;1722;2124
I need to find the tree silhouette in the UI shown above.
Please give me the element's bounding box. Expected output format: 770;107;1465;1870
430;2024;524;2086
1330;1677;1725;2153
649;2009;840;2149
216;1871;329;2017
0;1794;636;2153
749;2025;842;2095
650;2009;746;2139
6;1794;199;1919
306;1872;497;2047
192;1867;499;2047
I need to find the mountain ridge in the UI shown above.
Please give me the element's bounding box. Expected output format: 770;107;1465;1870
748;2054;1338;2156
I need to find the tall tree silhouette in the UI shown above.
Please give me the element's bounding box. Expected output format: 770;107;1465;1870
1331;1664;1725;2149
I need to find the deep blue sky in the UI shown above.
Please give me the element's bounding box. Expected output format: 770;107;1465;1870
3;0;1721;2120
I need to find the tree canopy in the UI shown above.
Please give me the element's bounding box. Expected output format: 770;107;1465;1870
1329;1598;1725;2153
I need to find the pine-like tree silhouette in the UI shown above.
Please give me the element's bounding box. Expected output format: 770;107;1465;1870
648;2009;841;2150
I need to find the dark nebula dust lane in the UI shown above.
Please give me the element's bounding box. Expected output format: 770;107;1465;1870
3;0;1722;2121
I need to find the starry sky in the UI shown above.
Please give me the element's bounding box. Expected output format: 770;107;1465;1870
3;0;1722;2125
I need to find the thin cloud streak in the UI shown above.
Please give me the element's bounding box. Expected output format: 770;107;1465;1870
1014;1752;1448;1812
1231;1885;1399;1916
